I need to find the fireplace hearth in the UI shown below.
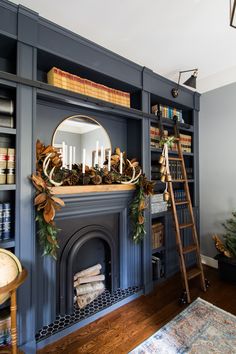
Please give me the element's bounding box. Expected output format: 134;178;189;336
35;286;141;342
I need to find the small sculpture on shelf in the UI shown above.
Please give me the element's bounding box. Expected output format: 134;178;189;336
31;140;154;259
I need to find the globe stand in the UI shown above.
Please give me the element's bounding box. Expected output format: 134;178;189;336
0;268;27;354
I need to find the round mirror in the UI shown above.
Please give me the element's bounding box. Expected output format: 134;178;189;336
52;115;111;168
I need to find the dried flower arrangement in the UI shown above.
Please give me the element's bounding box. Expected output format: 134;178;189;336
31;140;154;258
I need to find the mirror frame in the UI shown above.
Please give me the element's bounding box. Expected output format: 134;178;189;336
51;114;112;162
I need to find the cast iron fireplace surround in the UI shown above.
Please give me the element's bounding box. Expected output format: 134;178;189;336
58;223;118;314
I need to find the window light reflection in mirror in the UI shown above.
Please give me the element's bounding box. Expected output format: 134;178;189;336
52;115;112;170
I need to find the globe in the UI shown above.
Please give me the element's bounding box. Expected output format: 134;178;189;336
0;249;22;305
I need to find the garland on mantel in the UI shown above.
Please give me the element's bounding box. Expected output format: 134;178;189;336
31;140;154;259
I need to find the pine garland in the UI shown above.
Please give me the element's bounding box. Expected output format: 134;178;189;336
223;211;236;258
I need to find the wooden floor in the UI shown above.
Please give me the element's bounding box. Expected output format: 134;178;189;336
38;267;236;354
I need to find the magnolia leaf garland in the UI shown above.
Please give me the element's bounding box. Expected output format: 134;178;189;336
130;175;155;243
31;173;64;259
31;140;154;259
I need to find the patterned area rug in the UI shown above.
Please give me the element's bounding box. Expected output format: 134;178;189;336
129;298;236;353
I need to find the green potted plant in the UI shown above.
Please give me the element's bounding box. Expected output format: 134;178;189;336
213;211;236;282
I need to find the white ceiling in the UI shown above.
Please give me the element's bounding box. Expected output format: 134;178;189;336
10;0;236;92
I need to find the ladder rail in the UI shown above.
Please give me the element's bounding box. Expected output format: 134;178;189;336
164;119;206;303
176;130;206;293
168;180;191;303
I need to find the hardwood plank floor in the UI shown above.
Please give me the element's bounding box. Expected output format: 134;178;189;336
37;267;236;354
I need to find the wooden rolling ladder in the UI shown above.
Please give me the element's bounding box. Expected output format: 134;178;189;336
162;117;206;303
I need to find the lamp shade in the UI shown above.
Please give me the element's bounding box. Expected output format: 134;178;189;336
183;75;197;89
230;0;236;28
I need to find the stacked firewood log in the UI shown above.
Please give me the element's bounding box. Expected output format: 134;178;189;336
74;264;105;309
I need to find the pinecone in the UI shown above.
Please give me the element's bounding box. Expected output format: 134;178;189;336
103;174;113;184
91;174;102;185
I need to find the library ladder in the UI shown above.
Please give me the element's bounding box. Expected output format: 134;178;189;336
164;118;206;303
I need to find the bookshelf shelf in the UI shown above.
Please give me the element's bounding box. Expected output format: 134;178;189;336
150;148;194;156
152;246;165;254
0;127;16;135
0;184;16;191
151;211;168;218
150;116;194;132
0;239;15;249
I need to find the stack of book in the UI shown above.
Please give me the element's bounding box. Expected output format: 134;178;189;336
0;311;11;347
0;148;15;185
150;126;160;148
171;134;192;153
152;104;184;123
152;222;164;249
186;167;193;179
0;98;14;128
0;202;12;241
180;133;192;153
47;67;130;108
169;160;183;180
151;193;168;214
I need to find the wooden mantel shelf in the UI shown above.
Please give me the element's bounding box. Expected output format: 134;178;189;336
50;184;136;195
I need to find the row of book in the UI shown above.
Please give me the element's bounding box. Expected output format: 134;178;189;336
169;161;183;180
171;134;192;153
0;203;12;241
152;222;164;249
0;148;15;185
47;67;131;108
0;98;14;129
150;126;192;153
151;164;193;181
174;189;187;209
0;311;11;347
152;104;184;123
150;126;160;148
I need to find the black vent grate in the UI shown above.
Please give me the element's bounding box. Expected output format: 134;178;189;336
35;286;141;342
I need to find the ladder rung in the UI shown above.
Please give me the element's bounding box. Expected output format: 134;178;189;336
175;200;189;206
171;179;186;183
169;157;182;161
179;223;193;230
182;245;197;254
187;267;202;280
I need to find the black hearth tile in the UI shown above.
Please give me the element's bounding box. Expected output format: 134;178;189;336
36;286;142;342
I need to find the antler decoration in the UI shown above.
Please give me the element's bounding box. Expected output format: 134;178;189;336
120;159;142;185
43;153;63;187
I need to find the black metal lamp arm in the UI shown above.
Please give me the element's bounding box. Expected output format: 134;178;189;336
172;69;198;98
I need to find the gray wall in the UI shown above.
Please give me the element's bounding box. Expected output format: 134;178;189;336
199;82;236;257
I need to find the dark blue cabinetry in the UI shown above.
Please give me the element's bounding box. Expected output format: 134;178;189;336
0;1;200;351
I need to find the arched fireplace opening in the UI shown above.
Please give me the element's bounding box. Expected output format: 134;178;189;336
58;225;119;315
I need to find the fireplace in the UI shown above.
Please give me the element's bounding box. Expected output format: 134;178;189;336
58;223;119;314
35;190;143;344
